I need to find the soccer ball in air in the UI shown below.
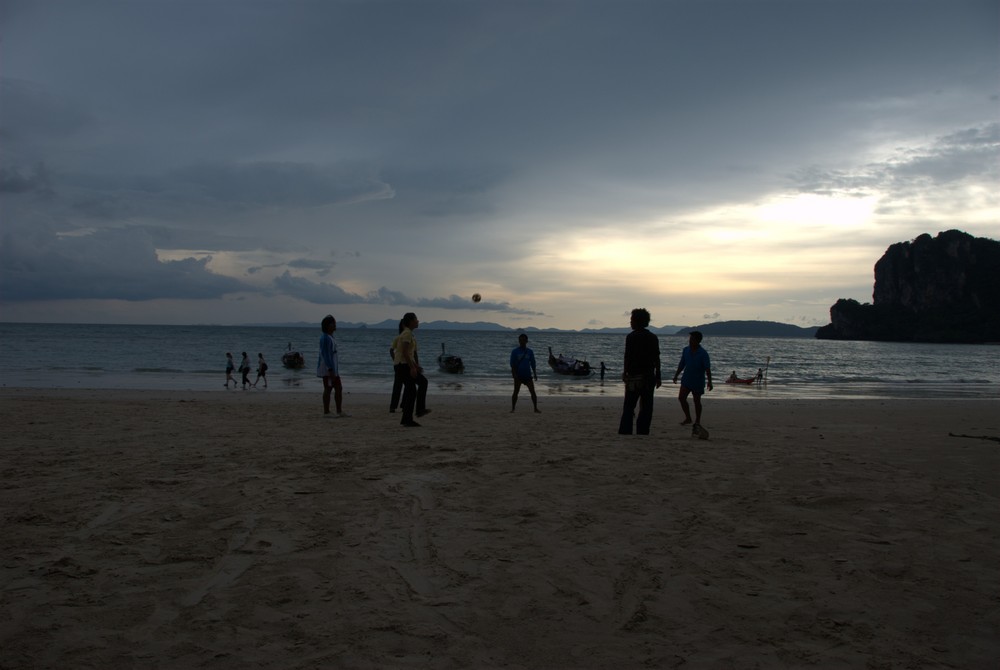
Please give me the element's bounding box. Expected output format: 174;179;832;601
472;293;482;303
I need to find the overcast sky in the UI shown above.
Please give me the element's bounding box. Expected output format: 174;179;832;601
1;0;997;329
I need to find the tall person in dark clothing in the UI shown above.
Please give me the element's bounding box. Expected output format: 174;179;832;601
618;308;661;435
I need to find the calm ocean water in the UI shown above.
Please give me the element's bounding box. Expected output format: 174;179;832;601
0;323;997;400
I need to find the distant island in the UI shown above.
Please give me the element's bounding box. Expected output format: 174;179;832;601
677;320;819;338
246;319;819;337
816;230;1000;344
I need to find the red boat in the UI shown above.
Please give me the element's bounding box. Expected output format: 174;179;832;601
725;368;764;385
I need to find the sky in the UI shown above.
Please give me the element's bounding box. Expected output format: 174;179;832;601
1;0;997;330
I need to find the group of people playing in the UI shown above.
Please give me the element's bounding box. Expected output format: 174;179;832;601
313;307;712;436
617;307;713;437
320;311;542;426
224;351;268;389
318;311;432;425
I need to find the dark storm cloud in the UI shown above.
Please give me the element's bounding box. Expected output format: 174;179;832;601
382;165;510;221
0;78;93;147
138;225;271;254
273;273;546;315
167;162;394;208
0;226;251;301
0;164;53;196
46;161;393;222
272;272;366;305
792;123;1000;197
891;124;1000;184
248;258;339;277
287;259;337;271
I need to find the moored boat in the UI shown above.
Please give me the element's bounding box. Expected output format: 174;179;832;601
282;343;306;369
547;347;592;376
438;343;465;373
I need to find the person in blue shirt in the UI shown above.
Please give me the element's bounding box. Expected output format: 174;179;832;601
509;333;540;413
673;330;713;435
317;315;349;417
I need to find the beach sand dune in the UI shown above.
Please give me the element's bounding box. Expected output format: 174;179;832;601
1;390;997;668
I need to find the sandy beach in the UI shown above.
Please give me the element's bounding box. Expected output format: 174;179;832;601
1;389;997;669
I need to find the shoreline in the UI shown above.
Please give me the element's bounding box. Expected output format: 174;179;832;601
2;390;998;667
3;375;998;401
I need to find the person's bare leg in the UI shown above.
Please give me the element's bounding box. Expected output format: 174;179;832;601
693;392;703;425
527;381;540;413
323;380;332;414
678;387;692;424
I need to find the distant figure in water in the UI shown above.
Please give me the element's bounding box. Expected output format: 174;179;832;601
755;367;764;382
239;352;252;389
253;353;268;388
600;361;607;381
224;352;235;389
728;371;738;383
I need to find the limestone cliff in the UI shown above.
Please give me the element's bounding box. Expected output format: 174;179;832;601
816;230;1000;343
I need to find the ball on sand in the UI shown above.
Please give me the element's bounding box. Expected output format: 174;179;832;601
472;293;482;303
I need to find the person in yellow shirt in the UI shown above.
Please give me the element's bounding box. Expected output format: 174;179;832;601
392;312;430;427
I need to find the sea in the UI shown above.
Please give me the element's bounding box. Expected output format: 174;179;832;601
0;323;997;400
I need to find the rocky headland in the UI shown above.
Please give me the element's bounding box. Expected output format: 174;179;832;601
816;230;1000;343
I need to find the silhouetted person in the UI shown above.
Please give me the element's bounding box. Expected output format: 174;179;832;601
510;333;540;413
239;352;252;389
618;308;661;435
224;352;235;389
253;353;268;388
